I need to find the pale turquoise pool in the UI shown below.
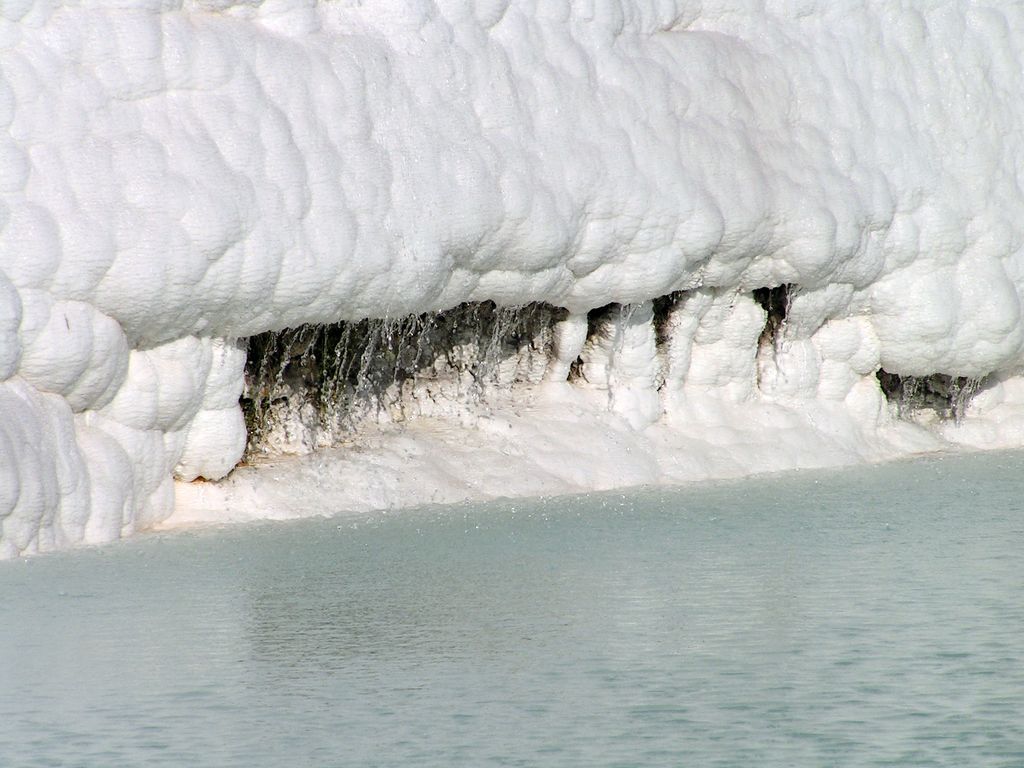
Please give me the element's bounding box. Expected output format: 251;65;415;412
2;451;1023;766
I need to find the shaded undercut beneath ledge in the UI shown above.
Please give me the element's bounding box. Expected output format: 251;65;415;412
876;370;985;423
241;301;564;456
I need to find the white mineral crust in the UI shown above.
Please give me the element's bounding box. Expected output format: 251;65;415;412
3;1;1024;553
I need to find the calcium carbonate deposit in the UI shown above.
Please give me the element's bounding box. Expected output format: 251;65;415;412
3;0;1024;555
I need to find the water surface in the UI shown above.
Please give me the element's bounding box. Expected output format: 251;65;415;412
2;451;1023;766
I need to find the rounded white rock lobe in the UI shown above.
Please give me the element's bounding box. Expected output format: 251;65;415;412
174;338;247;482
3;2;1021;362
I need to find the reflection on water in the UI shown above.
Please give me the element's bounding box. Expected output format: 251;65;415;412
2;452;1024;766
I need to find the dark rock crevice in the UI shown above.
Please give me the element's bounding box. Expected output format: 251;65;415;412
753;284;794;350
876;370;984;423
242;301;563;454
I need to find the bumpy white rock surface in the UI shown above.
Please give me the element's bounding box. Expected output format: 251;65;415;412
3;1;1024;553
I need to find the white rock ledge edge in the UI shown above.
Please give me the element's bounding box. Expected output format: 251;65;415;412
3;1;1024;554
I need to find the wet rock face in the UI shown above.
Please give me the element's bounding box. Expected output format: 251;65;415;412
241;302;561;455
876;371;984;424
753;285;794;352
242;286;994;461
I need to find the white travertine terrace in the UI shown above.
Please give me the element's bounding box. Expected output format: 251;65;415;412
3;1;1024;554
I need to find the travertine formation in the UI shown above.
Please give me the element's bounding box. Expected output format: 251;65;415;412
3;1;1024;554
